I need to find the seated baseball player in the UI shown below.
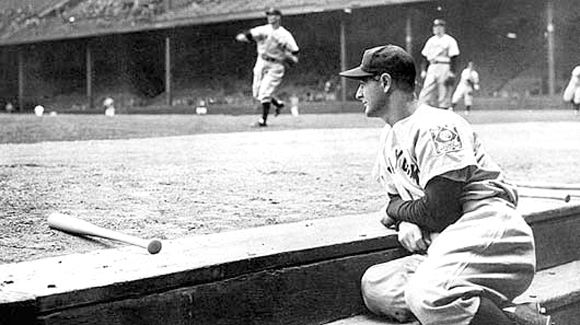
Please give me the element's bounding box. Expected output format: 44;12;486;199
339;45;552;325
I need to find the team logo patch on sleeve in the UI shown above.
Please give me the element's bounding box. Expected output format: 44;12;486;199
429;126;463;154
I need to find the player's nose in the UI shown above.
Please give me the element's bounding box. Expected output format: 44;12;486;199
355;85;363;100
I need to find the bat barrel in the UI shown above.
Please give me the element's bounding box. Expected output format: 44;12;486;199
48;213;162;254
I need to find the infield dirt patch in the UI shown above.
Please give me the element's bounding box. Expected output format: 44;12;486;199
1;112;579;264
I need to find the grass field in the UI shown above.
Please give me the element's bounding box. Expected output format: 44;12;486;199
1;110;580;264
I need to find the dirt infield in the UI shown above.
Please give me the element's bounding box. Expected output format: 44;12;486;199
1;111;580;264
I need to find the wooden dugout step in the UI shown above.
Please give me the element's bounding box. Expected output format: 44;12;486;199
325;260;580;325
0;199;579;325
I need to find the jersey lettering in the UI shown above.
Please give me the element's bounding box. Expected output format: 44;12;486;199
388;148;420;185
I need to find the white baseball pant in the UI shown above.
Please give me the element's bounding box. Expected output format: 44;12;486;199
253;57;285;104
361;198;536;325
452;84;474;106
419;63;454;108
563;81;580;104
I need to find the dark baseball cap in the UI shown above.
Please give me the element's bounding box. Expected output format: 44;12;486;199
265;7;282;16
339;45;416;80
433;19;446;26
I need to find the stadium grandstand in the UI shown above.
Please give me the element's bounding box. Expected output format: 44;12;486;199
0;0;578;113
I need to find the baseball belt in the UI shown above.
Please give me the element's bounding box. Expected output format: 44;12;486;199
430;60;450;65
261;54;282;63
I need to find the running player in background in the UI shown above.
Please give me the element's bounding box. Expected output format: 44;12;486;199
235;7;299;127
419;19;460;109
563;65;580;116
339;44;551;325
451;61;480;114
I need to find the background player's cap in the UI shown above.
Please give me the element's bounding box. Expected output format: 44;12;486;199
265;7;282;16
339;45;416;80
433;19;446;26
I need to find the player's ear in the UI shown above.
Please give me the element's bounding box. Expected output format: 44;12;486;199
380;73;392;94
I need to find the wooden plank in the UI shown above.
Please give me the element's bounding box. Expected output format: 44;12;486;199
515;260;580;310
0;213;400;313
0;200;578;318
0;290;37;324
39;250;409;325
532;214;580;270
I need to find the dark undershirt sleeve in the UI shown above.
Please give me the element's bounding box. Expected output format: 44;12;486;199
243;30;254;42
450;56;459;75
386;176;464;232
422;57;430;72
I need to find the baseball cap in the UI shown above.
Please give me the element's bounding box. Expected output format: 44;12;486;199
265;7;282;16
339;45;416;80
433;19;446;26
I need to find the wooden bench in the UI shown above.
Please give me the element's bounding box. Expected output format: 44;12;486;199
1;199;579;325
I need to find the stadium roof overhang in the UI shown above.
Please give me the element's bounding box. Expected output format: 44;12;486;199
0;0;429;46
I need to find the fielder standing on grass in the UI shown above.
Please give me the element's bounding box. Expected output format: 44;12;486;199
563;65;580;116
235;7;299;127
451;60;480;114
419;19;460;109
339;45;551;325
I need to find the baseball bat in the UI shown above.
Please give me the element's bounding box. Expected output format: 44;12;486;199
513;181;580;191
48;212;162;254
519;193;571;202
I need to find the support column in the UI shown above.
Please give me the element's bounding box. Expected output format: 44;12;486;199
18;49;24;111
165;35;172;106
86;43;93;109
405;10;413;56
546;0;555;96
340;12;348;103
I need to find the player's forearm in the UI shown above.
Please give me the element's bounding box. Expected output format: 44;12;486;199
386;176;464;232
236;30;254;42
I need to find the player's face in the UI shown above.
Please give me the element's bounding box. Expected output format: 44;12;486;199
433;25;444;35
267;14;281;25
355;75;390;118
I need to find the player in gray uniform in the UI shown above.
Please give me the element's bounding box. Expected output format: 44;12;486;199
236;7;299;127
419;19;460;109
339;45;551;325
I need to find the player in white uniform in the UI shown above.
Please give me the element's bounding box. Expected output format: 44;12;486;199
451;61;480;114
236;8;299;127
339;45;551;325
563;65;580;115
419;19;460;109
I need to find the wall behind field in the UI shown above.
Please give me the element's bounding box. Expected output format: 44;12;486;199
0;0;578;110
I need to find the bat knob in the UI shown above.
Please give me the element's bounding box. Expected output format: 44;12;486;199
147;240;162;254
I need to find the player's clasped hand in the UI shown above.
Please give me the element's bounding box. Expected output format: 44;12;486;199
397;221;431;253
